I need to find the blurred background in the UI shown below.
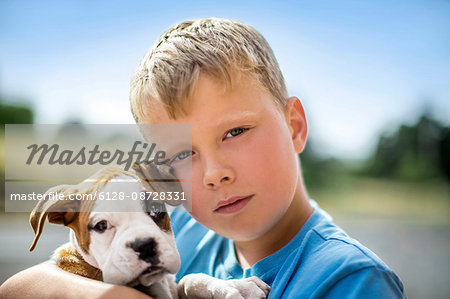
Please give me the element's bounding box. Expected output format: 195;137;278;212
1;0;449;298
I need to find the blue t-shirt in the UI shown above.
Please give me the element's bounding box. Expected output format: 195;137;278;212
170;201;406;298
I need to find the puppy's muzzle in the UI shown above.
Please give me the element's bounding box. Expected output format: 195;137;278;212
128;237;160;265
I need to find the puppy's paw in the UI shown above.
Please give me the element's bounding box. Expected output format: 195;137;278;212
218;276;270;299
178;274;270;299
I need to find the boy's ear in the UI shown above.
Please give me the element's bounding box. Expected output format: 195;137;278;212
285;97;308;153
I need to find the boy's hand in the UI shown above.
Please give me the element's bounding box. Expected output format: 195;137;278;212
0;261;153;299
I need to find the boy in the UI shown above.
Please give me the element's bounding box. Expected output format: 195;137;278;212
1;18;405;298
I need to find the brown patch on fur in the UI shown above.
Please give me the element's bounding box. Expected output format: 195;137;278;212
54;243;102;281
160;213;172;232
66;212;93;254
149;209;172;232
132;161;184;207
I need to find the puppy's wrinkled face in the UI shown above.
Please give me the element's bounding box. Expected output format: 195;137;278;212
71;174;180;286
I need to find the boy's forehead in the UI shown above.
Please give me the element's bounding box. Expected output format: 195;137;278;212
145;72;253;118
188;72;271;109
142;70;282;127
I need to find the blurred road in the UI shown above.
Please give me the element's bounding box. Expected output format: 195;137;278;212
0;213;67;284
0;212;449;298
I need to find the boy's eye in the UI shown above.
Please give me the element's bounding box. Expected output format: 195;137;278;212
172;150;193;162
225;127;248;139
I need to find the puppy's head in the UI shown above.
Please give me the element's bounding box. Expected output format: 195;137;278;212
30;164;182;286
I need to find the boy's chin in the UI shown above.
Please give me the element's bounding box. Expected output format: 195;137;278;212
214;223;272;242
192;209;279;241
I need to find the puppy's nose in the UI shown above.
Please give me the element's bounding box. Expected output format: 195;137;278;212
129;237;159;264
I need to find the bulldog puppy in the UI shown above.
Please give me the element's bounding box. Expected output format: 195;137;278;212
29;162;270;299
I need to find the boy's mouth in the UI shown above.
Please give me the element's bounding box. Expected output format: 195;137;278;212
214;195;253;214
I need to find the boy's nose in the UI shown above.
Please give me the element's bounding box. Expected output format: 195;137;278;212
204;173;232;189
203;163;235;190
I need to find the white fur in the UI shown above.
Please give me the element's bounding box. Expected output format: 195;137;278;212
67;174;179;298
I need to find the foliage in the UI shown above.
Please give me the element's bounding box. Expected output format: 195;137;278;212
0;103;34;125
364;114;450;181
0;101;34;211
301;112;450;190
300;141;348;190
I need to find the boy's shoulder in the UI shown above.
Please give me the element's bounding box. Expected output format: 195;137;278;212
300;205;389;272
170;203;406;298
279;205;405;298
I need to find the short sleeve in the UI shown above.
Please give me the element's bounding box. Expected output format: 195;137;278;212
323;266;406;299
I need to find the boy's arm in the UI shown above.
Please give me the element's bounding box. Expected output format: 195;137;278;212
0;260;152;299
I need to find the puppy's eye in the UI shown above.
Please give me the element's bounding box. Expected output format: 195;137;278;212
93;220;109;233
147;203;170;231
148;203;164;218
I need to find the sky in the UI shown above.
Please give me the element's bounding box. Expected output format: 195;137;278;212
1;0;449;159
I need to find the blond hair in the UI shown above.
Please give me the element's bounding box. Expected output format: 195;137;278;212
130;18;288;122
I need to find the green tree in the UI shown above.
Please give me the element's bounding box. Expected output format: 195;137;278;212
365;113;449;181
0;103;34;125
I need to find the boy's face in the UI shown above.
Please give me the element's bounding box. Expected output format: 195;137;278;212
147;73;307;242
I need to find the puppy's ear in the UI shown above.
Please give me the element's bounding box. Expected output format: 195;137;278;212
29;186;80;252
132;161;184;206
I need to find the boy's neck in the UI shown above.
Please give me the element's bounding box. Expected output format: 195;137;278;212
234;182;313;269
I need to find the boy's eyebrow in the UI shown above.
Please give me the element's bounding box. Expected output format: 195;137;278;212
214;111;258;127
